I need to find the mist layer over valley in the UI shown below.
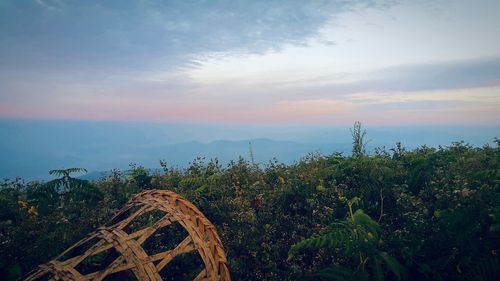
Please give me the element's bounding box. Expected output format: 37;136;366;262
2;119;498;180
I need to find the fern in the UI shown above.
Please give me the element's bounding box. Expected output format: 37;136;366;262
289;209;380;259
49;167;87;177
289;205;405;280
46;167;88;192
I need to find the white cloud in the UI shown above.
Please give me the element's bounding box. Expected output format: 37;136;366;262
188;0;500;87
344;86;500;105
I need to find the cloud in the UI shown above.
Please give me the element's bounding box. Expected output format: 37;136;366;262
0;0;378;77
1;0;499;125
345;86;500;105
273;99;355;116
366;57;500;92
280;57;500;99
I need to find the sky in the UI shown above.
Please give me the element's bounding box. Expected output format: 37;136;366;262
1;0;500;125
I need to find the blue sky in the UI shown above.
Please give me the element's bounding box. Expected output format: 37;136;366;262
1;0;500;125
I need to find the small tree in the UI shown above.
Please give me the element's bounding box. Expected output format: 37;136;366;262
47;167;88;192
248;141;255;165
350;121;367;157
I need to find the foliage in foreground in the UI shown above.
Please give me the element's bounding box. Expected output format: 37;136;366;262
0;140;499;280
288;197;405;281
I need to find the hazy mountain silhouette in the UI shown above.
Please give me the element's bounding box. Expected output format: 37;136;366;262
1;119;498;180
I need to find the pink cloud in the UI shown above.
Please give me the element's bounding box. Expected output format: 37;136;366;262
2;93;499;126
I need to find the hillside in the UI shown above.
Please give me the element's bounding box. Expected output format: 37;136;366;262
1;139;499;280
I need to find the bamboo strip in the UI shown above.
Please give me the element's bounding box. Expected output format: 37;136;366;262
24;189;230;281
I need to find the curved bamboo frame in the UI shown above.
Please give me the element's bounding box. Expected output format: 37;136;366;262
24;189;230;281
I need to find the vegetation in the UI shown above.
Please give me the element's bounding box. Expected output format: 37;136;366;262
0;126;499;280
288;197;405;281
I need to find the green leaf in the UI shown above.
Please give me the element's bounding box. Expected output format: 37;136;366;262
378;251;406;281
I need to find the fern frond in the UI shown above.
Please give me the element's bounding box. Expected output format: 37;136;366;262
46;168;89;191
352;209;381;239
288;208;404;281
288;211;379;259
49;167;87;177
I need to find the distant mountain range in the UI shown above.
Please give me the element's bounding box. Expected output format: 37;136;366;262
2;137;352;181
1;119;498;181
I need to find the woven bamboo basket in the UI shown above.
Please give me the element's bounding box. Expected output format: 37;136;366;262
24;189;230;281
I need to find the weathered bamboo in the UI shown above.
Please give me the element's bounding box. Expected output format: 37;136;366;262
24;189;230;281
